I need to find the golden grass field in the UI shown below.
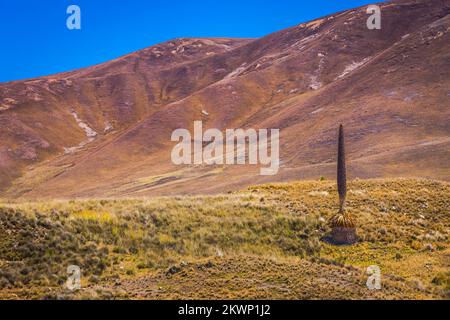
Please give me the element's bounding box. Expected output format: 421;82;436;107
0;178;448;300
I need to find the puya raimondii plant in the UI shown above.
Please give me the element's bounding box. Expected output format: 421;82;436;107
330;124;357;244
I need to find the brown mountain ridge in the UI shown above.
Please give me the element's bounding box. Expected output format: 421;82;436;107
0;0;449;199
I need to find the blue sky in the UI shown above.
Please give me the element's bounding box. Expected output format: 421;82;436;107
0;0;377;83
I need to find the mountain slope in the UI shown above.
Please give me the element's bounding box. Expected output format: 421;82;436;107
1;0;449;199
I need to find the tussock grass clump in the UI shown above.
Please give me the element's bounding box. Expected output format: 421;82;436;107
0;208;111;290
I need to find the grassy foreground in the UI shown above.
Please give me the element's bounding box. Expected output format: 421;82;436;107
0;178;448;300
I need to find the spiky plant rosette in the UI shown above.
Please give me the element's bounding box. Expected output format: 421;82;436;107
329;212;356;228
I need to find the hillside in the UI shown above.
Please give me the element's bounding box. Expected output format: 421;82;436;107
0;0;449;199
0;179;448;299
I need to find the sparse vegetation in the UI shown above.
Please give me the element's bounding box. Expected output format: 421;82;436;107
0;178;448;299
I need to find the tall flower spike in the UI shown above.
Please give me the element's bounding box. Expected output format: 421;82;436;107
330;124;356;244
337;124;347;213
